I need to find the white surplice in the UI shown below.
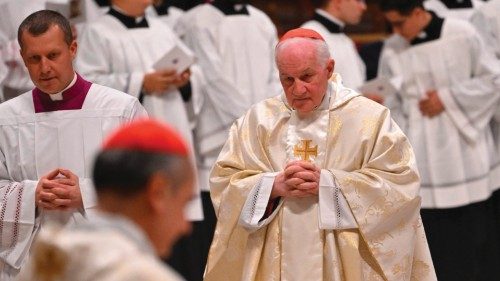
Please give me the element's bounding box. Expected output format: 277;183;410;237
146;5;185;33
75;13;203;220
17;214;185;281
0;84;147;280
471;0;500;190
176;3;281;191
424;0;484;20
302;9;366;90
379;18;500;208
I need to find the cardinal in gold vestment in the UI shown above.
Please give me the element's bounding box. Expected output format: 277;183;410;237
205;28;436;281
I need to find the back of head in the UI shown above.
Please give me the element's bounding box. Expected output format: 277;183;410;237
379;0;424;14
17;10;73;50
93;119;192;199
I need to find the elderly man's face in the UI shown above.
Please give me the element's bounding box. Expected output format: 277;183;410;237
277;40;334;114
20;24;76;94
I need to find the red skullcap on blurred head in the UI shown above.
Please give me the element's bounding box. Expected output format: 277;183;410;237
102;119;188;156
279;28;325;43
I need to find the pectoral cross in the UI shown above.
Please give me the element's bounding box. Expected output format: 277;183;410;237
293;140;318;161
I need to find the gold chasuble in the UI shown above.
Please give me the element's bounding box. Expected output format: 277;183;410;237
206;75;436;281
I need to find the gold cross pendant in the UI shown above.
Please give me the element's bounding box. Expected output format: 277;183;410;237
293;140;318;162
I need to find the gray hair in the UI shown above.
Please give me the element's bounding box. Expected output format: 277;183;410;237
275;37;331;67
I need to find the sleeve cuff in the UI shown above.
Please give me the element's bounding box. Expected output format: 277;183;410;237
318;169;357;230
438;88;478;143
129;71;145;99
79;178;97;216
238;172;281;232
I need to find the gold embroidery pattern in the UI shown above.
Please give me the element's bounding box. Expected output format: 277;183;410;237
293;140;318;161
391;255;412;280
362;117;380;139
410;260;431;281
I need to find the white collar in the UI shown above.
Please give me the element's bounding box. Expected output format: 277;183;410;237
49;73;77;101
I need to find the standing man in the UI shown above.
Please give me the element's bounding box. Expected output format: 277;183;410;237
0;10;147;280
423;0;484;20
302;0;366;90
75;0;203;220
302;0;385;104
175;1;281;279
205;28;436;281
378;0;500;280
17;119;192;281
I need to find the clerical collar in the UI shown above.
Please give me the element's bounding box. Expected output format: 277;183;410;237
313;9;344;34
440;0;473;8
108;7;149;29
32;73;92;113
410;11;444;46
50;73;77;101
211;2;249;16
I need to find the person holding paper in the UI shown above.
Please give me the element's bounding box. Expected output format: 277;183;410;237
75;0;203;218
204;27;436;281
75;1;205;280
0;10;147;280
378;1;500;280
17;119;192;281
301;0;385;104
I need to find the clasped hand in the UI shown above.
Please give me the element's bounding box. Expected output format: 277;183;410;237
419;90;444;117
35;168;83;211
271;160;320;199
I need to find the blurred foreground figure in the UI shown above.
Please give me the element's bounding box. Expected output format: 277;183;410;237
18;119;194;281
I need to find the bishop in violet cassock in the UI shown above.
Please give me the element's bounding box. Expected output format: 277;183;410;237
0;10;146;280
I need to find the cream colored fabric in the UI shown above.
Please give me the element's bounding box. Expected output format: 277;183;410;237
206;76;436;281
16;215;185;281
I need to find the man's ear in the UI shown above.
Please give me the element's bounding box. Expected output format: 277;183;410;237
146;172;170;213
327;58;335;78
69;40;77;60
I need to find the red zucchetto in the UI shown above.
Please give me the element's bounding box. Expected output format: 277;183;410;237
279;28;325;43
102;119;188;156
